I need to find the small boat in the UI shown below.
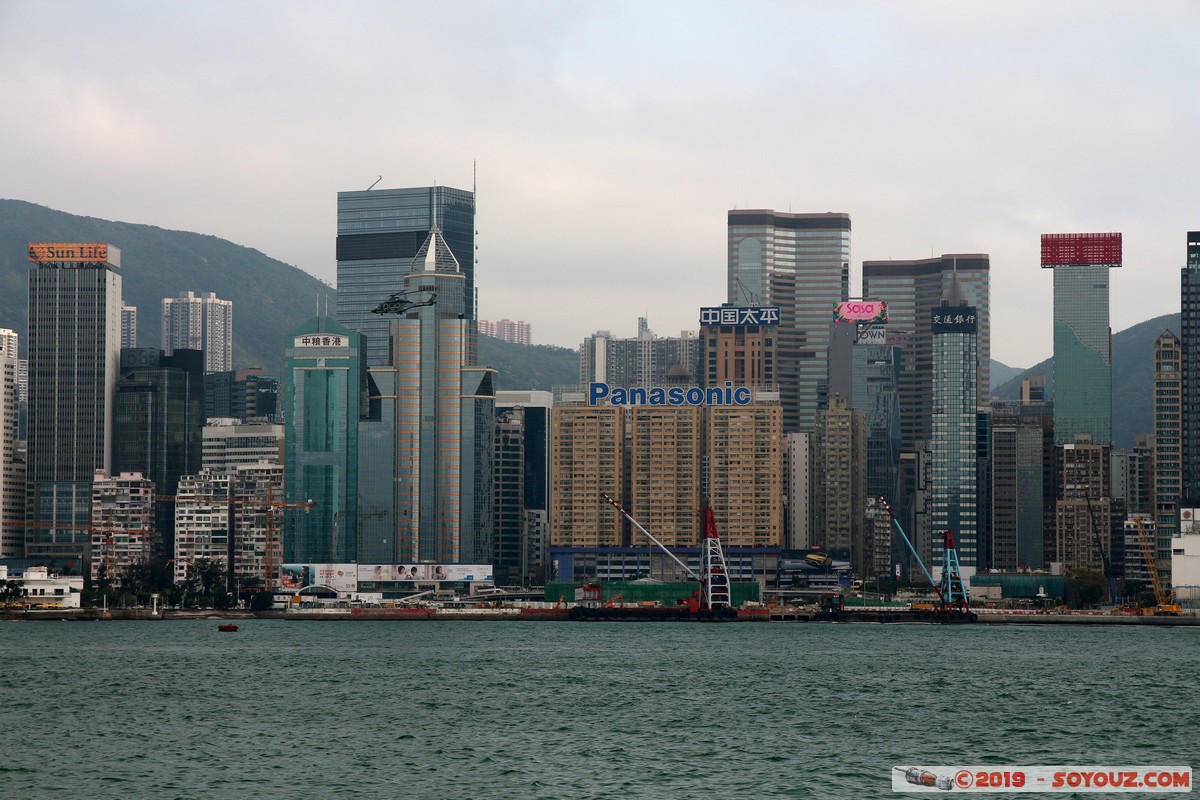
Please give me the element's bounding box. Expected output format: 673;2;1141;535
217;624;238;632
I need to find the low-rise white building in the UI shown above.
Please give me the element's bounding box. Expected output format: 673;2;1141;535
0;565;83;608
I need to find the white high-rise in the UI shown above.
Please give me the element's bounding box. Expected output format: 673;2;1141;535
0;329;23;558
161;291;233;372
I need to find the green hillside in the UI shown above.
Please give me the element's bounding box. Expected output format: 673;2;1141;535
0;199;333;373
478;334;578;391
0;199;580;386
994;312;1180;448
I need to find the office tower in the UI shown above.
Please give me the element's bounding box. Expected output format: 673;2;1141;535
479;319;532;345
121;304;137;349
852;339;902;504
1181;232;1200;498
990;400;1054;570
494;407;526;584
549;405;626;548
0;330;22;558
629;406;703;546
1041;233;1121;445
706;402;784;548
1056;437;1112;573
698;305;779;390
25;242;122;566
784;432;812;550
113;348;205;560
1153;330;1182;584
336;185;476;367
161;291;233;373
861;255;990;456
812;396;867;572
282;318;363;564
205;368;280;421
579;321;699;389
368;228;495;564
203;418;284;473
89;471;154;587
495;390;553;584
929;283;979;573
728;210;851;432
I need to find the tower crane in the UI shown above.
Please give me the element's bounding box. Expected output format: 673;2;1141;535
881;499;974;619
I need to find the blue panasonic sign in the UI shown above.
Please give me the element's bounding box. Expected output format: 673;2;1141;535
589;381;753;407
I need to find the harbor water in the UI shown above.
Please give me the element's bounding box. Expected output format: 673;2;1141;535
1;620;1196;799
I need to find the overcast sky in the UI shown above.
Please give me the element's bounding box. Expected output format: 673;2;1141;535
2;1;1196;367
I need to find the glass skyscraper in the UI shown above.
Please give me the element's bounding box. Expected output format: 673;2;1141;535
930;290;979;572
282;317;363;564
1041;232;1121;446
26;243;122;566
727;210;850;432
336;186;476;367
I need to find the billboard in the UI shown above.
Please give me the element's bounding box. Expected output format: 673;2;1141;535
280;563;358;593
1181;508;1199;535
699;306;780;326
589;381;752;407
834;300;888;324
856;325;887;345
931;306;977;333
1040;232;1122;267
293;334;350;348
28;242;119;266
356;564;494;583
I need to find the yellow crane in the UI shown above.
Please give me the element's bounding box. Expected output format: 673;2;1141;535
1133;517;1181;615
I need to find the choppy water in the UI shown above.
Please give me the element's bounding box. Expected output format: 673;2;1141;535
1;620;1196;799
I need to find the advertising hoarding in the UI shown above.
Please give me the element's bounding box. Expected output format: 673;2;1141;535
28;242;119;266
280;563;358;593
355;564;494;583
699;306;780;326
589;381;752;407
834;300;888;324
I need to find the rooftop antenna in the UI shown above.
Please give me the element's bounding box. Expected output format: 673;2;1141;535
367;175;382;191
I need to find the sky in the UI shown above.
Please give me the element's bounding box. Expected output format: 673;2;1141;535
2;0;1197;368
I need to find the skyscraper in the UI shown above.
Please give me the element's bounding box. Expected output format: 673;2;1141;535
727;210;850;432
0;329;23;558
25;242;122;566
1041;232;1121;446
113;348;205;559
336;185;476;367
366;227;495;564
161;291;233;373
120;304;137;349
861;255;990;457
1153;330;1181;585
929;282;979;573
282;317;363;564
1180;232;1200;498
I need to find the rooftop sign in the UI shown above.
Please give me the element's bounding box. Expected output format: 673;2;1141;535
1040;233;1122;267
589;381;752;407
835;300;888;324
28;242;119;266
699;306;780;326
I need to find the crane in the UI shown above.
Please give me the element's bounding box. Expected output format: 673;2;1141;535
1084;495;1117;605
1132;517;1181;615
599;493;734;617
881;499;973;619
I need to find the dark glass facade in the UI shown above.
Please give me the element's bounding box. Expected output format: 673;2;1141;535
336;186;475;367
113;348;205;559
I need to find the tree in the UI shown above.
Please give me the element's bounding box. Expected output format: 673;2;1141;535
0;579;25;606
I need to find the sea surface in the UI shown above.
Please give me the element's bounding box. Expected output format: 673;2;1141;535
1;619;1196;799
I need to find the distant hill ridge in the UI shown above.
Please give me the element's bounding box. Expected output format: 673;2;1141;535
0;199;579;387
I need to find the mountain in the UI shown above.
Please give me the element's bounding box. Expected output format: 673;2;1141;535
0;200;581;387
478;335;578;391
989;359;1025;393
0;199;333;374
994;312;1180;448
